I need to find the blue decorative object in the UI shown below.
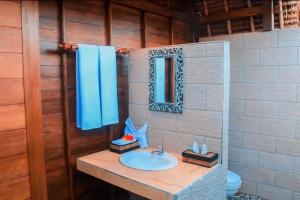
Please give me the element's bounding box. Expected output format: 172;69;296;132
124;117;148;148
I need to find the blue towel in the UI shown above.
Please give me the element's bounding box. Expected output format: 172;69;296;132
124;117;148;148
76;44;102;130
98;46;119;125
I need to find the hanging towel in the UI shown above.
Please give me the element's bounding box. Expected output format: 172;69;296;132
98;46;119;125
76;44;102;130
124;117;148;148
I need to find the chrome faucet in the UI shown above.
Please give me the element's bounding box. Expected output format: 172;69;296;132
151;145;164;155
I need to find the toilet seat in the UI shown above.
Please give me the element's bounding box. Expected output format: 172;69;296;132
227;170;241;191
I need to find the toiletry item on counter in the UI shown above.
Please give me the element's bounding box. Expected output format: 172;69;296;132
182;149;218;168
192;142;200;154
201;144;208;155
110;134;140;154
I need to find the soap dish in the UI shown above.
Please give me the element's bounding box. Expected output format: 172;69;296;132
110;139;140;154
182;150;218;168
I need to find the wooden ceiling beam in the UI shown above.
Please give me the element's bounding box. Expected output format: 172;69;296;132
111;0;194;23
198;5;279;24
199;6;262;24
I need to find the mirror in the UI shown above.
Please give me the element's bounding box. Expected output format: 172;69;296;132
149;48;183;113
154;57;175;103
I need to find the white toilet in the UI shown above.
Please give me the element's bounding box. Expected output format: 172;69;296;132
226;170;242;197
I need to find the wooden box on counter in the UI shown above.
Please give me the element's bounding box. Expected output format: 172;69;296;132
110;141;140;154
182;150;218;168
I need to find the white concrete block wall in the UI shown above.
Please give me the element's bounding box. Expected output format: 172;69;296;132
200;28;300;200
128;42;229;199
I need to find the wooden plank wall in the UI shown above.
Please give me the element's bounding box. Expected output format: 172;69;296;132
0;1;31;200
39;1;68;199
39;0;193;199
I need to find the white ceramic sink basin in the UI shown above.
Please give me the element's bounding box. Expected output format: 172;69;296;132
120;149;178;171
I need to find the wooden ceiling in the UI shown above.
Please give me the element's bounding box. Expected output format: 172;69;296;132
115;0;299;38
193;0;300;37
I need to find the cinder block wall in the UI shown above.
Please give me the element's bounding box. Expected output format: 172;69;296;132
128;42;230;199
128;42;229;162
200;28;300;200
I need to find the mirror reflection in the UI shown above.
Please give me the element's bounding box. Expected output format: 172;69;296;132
155;57;176;103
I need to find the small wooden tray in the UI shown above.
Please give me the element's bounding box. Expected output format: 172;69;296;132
110;140;140;154
182;150;218;168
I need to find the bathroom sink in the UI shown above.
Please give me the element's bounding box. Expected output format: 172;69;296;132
119;149;178;171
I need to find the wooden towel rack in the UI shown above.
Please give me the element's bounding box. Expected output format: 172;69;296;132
58;42;130;55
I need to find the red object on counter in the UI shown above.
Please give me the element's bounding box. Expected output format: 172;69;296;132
123;134;134;141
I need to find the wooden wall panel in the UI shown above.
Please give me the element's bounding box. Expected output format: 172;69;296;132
147;13;170;47
39;1;194;199
0;79;24;105
173;20;193;44
65;0;106;45
0;26;22;53
0;176;31;200
0;129;27;158
112;4;141;49
0;153;29;182
39;1;69;199
0;1;21;28
0;104;25;131
0;1;31;200
0;53;23;78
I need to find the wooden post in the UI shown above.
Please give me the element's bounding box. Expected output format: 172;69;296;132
187;0;198;42
169;18;174;45
141;11;147;48
247;0;255;32
104;0;114;144
263;0;274;31
203;0;211;36
224;0;232;34
105;0;112;45
58;0;75;199
21;1;48;199
105;1;117;198
192;24;197;42
279;0;284;29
